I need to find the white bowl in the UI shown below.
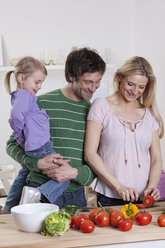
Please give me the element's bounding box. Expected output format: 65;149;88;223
11;203;59;233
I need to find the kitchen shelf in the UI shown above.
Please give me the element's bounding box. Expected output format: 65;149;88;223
0;64;65;72
0;63;115;72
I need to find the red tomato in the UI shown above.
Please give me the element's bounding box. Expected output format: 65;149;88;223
118;218;133;231
80;220;95;233
135;211;152;225
157;214;165;227
105;207;115;215
95;210;110;227
110;210;124;227
70;216;74;228
143;195;154;208
89;208;101;223
74;214;88;229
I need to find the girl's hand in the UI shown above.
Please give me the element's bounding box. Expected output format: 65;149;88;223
117;184;139;202
38;153;63;170
144;187;160;201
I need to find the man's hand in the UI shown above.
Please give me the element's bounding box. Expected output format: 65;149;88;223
38;154;78;182
42;159;78;182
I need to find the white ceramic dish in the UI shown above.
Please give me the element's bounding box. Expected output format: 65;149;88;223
11;203;59;233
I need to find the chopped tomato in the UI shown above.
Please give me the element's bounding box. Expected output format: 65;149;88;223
143;195;154;208
136;204;146;209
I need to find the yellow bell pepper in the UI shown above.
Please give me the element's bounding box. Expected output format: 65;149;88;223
121;202;139;219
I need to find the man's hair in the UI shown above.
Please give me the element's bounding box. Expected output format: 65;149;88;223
65;47;106;82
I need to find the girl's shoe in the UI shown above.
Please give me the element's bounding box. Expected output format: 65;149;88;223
19;186;41;204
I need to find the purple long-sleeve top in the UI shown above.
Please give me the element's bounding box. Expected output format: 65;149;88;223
9;89;50;151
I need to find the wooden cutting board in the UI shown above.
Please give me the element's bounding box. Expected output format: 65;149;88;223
0;202;165;248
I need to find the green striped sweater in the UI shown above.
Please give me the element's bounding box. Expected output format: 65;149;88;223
6;89;96;192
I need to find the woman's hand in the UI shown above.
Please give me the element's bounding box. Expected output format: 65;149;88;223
116;184;139;202
144;187;160;201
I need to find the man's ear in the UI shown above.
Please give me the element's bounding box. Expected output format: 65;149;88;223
68;75;74;83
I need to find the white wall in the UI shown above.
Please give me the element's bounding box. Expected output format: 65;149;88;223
0;0;134;65
0;0;165;169
133;0;165;168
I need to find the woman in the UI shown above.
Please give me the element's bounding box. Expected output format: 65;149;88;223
85;56;164;206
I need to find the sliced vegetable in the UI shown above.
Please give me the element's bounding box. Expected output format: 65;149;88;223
121;202;139;219
136;204;146;209
41;210;71;236
143;195;154;208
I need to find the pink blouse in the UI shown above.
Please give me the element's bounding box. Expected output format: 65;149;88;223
87;98;159;199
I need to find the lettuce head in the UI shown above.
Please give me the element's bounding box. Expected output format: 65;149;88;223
41;209;71;236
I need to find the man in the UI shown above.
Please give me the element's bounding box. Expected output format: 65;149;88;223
4;47;106;211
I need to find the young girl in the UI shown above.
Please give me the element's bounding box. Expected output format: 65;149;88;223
2;56;69;214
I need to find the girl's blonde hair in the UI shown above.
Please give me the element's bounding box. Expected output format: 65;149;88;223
4;56;47;94
113;56;164;138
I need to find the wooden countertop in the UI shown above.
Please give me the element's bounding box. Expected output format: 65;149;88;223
1;202;165;248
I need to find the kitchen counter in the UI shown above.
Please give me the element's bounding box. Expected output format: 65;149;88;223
0;202;165;248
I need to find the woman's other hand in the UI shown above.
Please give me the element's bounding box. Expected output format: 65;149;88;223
144;187;160;201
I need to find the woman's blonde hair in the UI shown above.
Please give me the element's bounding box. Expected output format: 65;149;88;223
4;56;47;94
113;56;164;138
